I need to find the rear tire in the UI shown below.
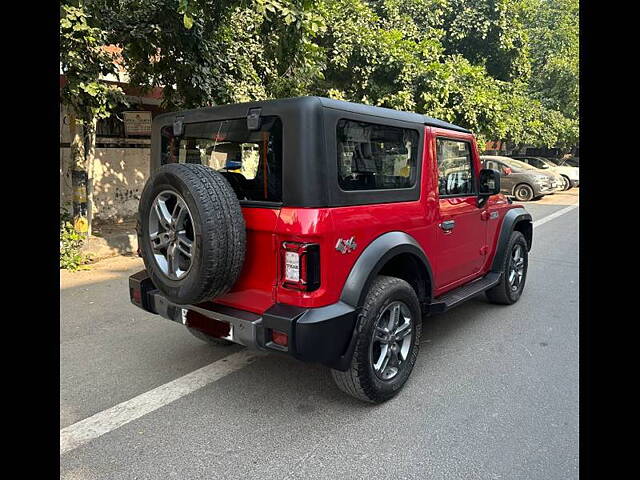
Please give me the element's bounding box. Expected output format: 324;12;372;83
485;231;528;305
331;276;422;403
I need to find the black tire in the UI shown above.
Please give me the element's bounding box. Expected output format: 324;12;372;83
138;163;246;305
187;327;234;346
513;183;534;202
485;231;528;305
560;175;572;191
331;276;422;403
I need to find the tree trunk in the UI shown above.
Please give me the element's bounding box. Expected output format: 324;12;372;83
69;111;88;235
85;117;97;236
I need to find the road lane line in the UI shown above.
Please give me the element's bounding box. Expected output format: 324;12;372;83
533;204;578;229
60;349;264;455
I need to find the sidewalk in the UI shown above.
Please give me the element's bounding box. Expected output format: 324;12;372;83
61;254;144;289
514;187;579;206
81;219;138;261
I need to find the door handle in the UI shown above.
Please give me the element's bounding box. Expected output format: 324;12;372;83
439;220;456;231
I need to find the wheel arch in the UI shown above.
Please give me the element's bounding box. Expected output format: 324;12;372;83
560;174;573;190
340;231;433;310
332;231;433;372
490;208;533;273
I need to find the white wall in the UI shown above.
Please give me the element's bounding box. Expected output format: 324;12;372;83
60;103;152;223
60;146;150;222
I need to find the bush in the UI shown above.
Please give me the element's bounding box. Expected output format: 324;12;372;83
60;211;91;270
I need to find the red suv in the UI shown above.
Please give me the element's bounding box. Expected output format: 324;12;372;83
129;97;532;403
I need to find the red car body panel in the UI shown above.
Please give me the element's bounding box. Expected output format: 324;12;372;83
214;126;520;314
214;207;281;314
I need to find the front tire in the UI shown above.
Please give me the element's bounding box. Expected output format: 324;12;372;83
331;276;422;403
514;184;534;202
485;231;528;305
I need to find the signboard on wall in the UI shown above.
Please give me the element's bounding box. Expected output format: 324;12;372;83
123;111;152;136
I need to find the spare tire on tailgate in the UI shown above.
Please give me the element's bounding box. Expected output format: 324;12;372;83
137;163;246;305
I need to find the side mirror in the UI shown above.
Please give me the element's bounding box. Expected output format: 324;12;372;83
479;168;501;196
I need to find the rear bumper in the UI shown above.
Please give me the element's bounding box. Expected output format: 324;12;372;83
129;270;359;370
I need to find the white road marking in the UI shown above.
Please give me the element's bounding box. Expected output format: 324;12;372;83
533;204;578;229
60;349;264;455
61;202;579;456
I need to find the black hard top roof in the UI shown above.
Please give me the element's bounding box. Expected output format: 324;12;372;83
315;97;470;132
155;96;471;133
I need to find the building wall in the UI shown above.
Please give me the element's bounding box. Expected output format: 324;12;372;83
60;145;150;222
60;101;157;223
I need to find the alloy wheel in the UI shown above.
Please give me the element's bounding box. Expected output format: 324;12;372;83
508;244;525;291
515;185;533;201
148;190;196;280
370;301;414;381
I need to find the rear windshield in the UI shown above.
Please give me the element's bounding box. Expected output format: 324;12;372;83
161;116;282;203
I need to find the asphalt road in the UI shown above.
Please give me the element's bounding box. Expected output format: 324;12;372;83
60;190;579;480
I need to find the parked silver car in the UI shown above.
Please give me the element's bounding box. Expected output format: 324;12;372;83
481;155;559;201
511;156;578;190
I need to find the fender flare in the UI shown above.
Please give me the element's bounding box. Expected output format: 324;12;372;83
340;231;434;308
330;231;433;371
490;207;532;273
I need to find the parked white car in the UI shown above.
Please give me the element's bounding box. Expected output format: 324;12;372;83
511;156;579;190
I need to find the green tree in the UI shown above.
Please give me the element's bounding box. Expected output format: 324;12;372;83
60;2;125;234
438;0;533;82
80;0;578;153
526;0;579;119
93;0;323;108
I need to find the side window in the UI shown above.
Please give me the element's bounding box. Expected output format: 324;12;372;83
493;162;507;174
436;138;475;196
337;119;418;191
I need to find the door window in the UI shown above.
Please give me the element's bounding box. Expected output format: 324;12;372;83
436;139;475;196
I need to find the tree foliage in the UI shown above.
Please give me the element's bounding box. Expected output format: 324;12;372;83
81;0;578;149
60;3;125;123
526;0;579;119
95;0;323;108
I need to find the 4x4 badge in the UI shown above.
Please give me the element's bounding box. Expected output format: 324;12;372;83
336;236;357;254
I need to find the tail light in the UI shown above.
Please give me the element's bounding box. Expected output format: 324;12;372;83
281;241;320;291
271;330;289;347
130;285;142;306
